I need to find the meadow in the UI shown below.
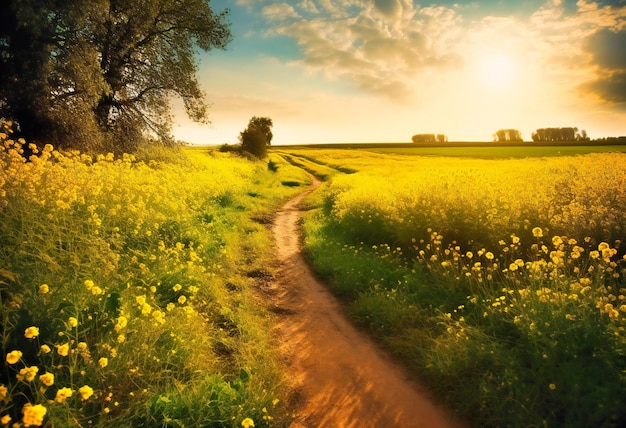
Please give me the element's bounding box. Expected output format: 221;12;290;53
286;147;626;427
0;124;310;427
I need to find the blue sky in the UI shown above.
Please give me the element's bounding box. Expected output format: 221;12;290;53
173;0;626;145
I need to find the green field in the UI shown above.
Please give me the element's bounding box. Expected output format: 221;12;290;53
276;143;626;158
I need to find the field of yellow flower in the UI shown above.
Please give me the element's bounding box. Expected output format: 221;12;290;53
290;148;626;427
0;122;309;427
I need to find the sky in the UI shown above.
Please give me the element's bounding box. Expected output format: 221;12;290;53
172;0;626;145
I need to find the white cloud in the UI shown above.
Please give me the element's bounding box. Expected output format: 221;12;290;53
262;3;301;21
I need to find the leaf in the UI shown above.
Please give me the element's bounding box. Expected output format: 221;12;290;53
0;268;16;282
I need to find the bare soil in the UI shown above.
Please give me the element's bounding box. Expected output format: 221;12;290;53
269;177;465;428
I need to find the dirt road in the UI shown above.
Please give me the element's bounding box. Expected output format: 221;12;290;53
270;177;464;428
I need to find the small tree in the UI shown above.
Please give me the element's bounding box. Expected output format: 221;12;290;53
240;116;273;158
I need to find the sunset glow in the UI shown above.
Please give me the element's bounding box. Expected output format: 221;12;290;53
173;0;626;145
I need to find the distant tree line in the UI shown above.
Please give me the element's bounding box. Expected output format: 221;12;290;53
531;127;589;142
412;134;448;143
493;129;523;142
412;127;596;143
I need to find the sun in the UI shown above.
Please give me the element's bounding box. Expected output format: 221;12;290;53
477;53;517;90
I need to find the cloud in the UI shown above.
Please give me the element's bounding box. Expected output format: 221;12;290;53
373;0;402;18
260;1;464;101
582;28;626;103
262;3;301;20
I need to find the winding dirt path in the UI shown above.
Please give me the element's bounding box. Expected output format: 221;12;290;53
270;177;465;428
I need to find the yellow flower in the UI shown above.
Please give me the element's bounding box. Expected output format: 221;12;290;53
98;358;108;368
0;384;7;401
17;366;39;382
115;316;128;332
21;403;47;427
1;414;11;425
598;242;610;251
39;284;49;294
56;343;69;357
39;372;54;387
532;227;543;238
68;317;78;328
91;286;104;295
54;387;73;403
178;295;187;305
549;383;556;390
40;344;51;354
78;385;94;401
6;350;22;364
485;252;494;260
24;326;39;339
172;284;182;292
590;250;600;259
241;418;255;428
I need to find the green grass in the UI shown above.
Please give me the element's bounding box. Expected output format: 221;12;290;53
278;143;626;158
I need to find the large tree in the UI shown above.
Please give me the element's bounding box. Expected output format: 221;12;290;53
0;0;230;152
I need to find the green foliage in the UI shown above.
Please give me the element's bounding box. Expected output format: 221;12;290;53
0;0;231;153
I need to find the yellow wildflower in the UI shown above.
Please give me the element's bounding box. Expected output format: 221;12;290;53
24;326;39;339
6;350;22;364
0;414;11;425
54;387;73;403
98;358;108;368
0;385;7;401
84;279;94;290
17;366;39;382
39;284;49;294
39;372;54;387
115;316;128;332
68;317;78;328
532;227;543;238
549;383;556;390
173;284;182;292
241;418;255;428
21;403;47;427
178;295;187;305
56;343;69;357
485;252;494;260
78;385;93;401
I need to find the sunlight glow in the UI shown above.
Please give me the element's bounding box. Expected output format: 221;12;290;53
478;53;517;90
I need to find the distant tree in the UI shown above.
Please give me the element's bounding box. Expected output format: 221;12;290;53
436;134;448;143
493;129;523;142
0;0;231;153
412;133;436;143
531;127;587;142
240;116;273;158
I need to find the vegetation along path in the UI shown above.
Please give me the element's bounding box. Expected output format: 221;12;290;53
269;176;464;428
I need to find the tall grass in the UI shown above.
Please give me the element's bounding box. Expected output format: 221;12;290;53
299;149;626;427
0;123;309;427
